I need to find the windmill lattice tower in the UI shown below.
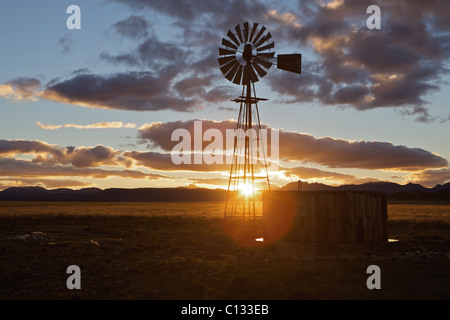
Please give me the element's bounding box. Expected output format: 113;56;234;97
218;22;301;221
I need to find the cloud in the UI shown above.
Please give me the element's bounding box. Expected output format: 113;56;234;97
407;168;450;188
0;77;41;102
125;151;231;172
284;166;379;185
174;75;215;98
278;131;448;171
0;71;205;112
265;0;450;121
99;52;141;67
137;36;190;68
0;178;91;190
0;140;124;168
187;177;229;187
137;119;448;171
0;158;165;180
36;121;136;130
0;139;176;182
0;139;61;156
112;15;151;39
100;32;191;70
42;72;199;112
110;0;268;30
2;1;449;121
137;119;238;151
58;35;74;54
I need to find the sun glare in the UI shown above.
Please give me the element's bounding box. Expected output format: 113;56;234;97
239;182;255;196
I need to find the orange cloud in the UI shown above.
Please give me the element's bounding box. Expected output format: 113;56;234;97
0;78;41;102
36;121;136;130
0;158;166;180
0;178;91;190
137;119;448;171
407;168;450;188
284;166;379;185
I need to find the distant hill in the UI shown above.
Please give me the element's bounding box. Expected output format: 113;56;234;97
0;187;102;201
89;188;227;202
281;181;437;194
0;186;227;202
0;181;449;202
281;180;450;202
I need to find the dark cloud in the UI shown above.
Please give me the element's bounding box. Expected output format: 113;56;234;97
137;36;189;68
205;85;238;103
0;140;123;169
278;131;447;171
0;139;61;156
112;15;150;39
42;72;199;112
137;119;448;171
125;151;230;172
174;75;215;98
0;77;41;101
0;140;174;181
265;0;450;121
332;85;370;105
2;0;450;121
99;52;141;67
58;35;74;54
137;119;238;150
110;0;268;31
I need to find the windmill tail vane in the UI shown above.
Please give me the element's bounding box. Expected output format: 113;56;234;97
218;22;301;221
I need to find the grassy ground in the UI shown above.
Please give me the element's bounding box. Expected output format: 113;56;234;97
0;201;449;300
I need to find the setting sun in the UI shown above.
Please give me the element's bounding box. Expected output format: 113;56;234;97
239;182;255;196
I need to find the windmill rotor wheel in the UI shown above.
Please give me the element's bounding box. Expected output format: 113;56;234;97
218;22;275;85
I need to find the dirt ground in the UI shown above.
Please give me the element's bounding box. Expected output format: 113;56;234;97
0;202;449;300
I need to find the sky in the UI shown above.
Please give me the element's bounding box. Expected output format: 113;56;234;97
0;0;450;191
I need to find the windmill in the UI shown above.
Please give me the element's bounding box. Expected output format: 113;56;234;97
218;22;301;223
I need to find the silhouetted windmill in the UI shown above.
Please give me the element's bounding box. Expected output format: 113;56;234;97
218;22;301;221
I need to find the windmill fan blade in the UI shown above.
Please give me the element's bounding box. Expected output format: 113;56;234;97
277;54;302;74
255;57;273;69
225;62;240;82
218;55;237;66
235;25;243;44
249;23;259;42
243;22;249;42
227;30;240;47
254;32;272;48
218;23;302;86
222;38;237;50
233;65;244;85
242;65;250;85
252;61;267;78
252;26;266;45
257;52;275;59
220;60;238;76
249;64;259;83
257;41;274;52
241;65;259;85
219;48;236;56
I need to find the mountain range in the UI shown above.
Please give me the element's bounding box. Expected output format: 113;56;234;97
281;180;450;194
0;181;449;202
281;181;450;202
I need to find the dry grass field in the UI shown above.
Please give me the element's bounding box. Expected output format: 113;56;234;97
0;201;449;300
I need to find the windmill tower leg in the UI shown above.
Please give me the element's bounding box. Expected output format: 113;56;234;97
224;81;271;240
